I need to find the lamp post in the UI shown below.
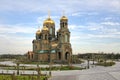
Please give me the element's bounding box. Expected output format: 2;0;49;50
92;54;95;65
37;64;41;80
85;56;90;69
48;36;52;76
87;57;90;69
16;62;20;75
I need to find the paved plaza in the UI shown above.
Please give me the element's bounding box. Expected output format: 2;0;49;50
50;62;120;80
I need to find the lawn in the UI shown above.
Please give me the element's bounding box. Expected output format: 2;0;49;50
0;75;48;80
95;61;115;67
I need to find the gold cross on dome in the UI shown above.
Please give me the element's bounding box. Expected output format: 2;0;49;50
63;10;65;16
48;10;50;18
38;25;40;30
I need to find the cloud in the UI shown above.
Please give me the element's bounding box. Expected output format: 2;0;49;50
0;0;120;14
0;34;32;54
101;21;120;26
0;24;36;54
104;17;113;21
0;24;36;34
69;20;120;41
70;12;99;17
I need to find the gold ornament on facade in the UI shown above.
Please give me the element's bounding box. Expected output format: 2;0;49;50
52;43;58;47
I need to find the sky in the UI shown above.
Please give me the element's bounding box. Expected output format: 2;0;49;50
0;0;120;54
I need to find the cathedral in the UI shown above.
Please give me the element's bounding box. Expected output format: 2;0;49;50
27;14;72;63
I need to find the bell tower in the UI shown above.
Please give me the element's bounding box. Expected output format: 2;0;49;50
59;15;70;43
57;14;72;62
60;16;68;30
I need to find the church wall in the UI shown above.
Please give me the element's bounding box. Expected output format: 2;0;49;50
38;53;48;61
51;53;57;61
37;53;57;62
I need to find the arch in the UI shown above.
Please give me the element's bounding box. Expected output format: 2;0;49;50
45;34;47;40
31;54;33;59
58;52;61;60
65;22;67;26
65;52;70;60
63;22;64;27
39;35;41;39
33;45;37;50
28;53;30;59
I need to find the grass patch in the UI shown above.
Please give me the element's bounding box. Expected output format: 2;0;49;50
3;65;85;71
28;66;85;71
18;61;49;65
95;61;115;67
0;75;48;80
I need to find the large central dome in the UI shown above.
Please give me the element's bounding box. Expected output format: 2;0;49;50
43;17;55;25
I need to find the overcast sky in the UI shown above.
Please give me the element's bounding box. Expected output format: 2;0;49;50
0;0;120;54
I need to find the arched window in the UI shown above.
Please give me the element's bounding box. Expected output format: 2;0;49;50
65;22;67;26
43;34;45;39
65;52;69;60
62;22;64;28
50;28;52;35
65;34;68;42
61;35;64;43
39;36;40;39
45;34;47;40
39;35;41;39
31;54;33;59
34;45;37;50
58;52;61;60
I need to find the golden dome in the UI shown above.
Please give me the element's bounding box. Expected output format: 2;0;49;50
36;29;41;35
43;18;55;24
42;26;49;31
60;16;68;20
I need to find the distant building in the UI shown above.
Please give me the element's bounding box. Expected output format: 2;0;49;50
27;14;72;63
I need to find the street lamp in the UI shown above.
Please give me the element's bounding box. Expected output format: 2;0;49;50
92;54;95;65
48;35;52;76
16;62;20;75
85;55;90;69
87;56;90;69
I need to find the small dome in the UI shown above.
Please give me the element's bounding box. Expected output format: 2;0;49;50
57;28;60;32
43;17;55;24
36;29;41;35
60;16;68;20
42;26;49;31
